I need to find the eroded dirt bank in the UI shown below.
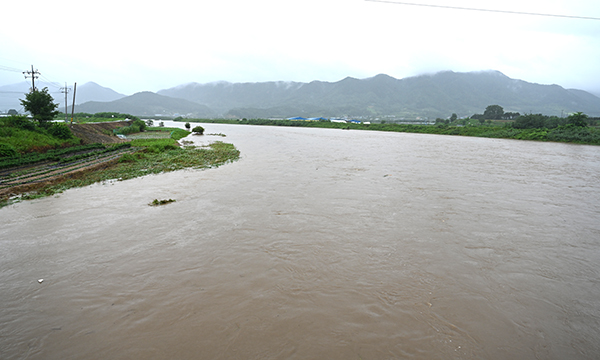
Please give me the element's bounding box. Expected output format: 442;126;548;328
69;120;133;144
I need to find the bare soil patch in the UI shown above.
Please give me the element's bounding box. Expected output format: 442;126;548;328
69;121;133;144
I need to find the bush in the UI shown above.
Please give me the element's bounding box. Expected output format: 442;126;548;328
0;143;18;159
48;123;73;139
547;125;600;144
133;119;147;132
6;115;36;131
192;126;204;135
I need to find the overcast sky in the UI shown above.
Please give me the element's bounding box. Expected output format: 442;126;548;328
1;0;599;96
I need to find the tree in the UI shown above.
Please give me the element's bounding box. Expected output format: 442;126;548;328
192;126;204;135
483;105;504;120
512;114;546;129
503;112;520;120
185;122;191;130
450;113;457;122
20;87;59;126
566;112;588;127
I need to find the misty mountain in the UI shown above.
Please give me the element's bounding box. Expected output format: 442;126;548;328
158;71;600;118
75;91;214;117
0;81;56;112
0;81;125;113
5;71;600;119
74;82;126;105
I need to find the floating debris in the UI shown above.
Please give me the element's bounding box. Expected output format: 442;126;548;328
38;279;44;283
149;199;176;206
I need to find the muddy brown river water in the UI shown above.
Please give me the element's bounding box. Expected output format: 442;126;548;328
1;123;600;359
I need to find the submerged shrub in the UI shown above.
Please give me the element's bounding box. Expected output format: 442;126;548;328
192;126;204;135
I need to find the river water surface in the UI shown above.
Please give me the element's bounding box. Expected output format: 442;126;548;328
1;123;600;359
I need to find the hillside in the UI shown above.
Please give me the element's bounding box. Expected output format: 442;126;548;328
0;81;126;112
158;71;600;119
76;91;215;117
5;71;600;119
75;82;126;105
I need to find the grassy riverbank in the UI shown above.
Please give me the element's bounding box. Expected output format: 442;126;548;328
0;116;240;208
176;118;600;145
1;141;239;207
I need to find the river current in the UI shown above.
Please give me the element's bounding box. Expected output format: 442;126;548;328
1;123;600;359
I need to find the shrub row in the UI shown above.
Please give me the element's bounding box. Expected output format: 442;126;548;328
114;119;147;135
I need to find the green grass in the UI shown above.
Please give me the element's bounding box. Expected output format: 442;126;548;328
0;125;81;154
145;127;191;140
0;143;114;169
10;141;240;204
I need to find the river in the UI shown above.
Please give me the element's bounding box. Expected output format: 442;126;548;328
1;123;600;359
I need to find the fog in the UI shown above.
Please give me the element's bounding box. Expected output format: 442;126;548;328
1;0;599;96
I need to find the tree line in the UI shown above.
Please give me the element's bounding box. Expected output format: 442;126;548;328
437;104;597;128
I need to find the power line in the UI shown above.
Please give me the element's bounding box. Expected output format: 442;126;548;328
23;65;40;91
40;74;62;89
364;0;600;21
0;65;23;73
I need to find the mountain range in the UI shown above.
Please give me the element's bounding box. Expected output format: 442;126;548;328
0;81;125;112
2;71;600;118
156;71;600;119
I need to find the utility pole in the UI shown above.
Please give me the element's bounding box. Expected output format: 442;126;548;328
23;65;40;91
70;82;77;124
60;82;71;122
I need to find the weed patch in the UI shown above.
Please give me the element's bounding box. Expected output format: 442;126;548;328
149;198;176;206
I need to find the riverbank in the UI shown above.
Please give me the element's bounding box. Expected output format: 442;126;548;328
175;118;600;145
0;121;240;208
0;141;239;208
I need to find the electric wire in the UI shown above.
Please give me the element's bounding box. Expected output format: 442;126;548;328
0;65;23;73
365;0;600;21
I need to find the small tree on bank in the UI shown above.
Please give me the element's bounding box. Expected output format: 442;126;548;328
20;87;59;127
